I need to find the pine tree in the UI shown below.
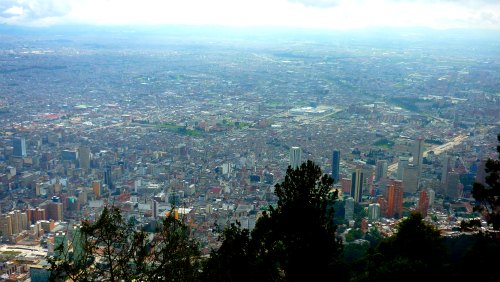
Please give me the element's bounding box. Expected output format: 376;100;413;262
472;134;500;230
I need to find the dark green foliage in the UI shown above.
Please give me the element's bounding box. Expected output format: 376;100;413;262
261;161;343;281
351;212;446;282
202;160;344;282
202;222;256;282
448;233;500;282
460;219;482;232
48;207;200;282
472;134;500;230
343;242;369;263
345;228;364;243
364;228;382;248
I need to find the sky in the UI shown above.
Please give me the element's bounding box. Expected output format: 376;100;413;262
0;0;499;30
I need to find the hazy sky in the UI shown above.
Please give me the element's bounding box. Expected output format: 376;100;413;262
1;0;499;30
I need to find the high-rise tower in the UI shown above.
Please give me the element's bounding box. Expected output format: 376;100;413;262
351;168;364;202
13;137;26;157
375;160;388;182
104;166;114;190
413;137;425;175
332;150;340;184
387;180;404;219
78;146;91;170
289;147;302;169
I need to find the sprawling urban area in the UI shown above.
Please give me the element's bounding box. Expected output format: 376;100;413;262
0;27;499;280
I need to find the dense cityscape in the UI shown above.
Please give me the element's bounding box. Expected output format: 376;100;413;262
0;26;499;280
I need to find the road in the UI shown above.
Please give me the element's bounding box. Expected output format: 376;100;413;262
387;134;468;174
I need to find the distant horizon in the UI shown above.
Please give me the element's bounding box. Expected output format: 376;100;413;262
1;0;499;30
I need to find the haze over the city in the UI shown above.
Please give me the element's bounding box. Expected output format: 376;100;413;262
1;0;500;30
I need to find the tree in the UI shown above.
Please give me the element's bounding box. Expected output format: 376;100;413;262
202;160;345;281
252;160;343;281
472;134;500;230
354;212;446;282
201;222;254;282
49;206;138;282
49;207;201;282
142;213;201;281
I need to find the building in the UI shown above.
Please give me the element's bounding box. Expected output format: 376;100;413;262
345;197;354;221
62;149;78;163
153;200;158;219
13;137;27;157
332;150;340;184
72;226;85;264
397;157;409;180
403;164;419;193
78;146;91;170
441;155;450;185
9;210;28;234
341;178;352;195
446;171;462;199
0;214;12;236
54;232;67;259
387;180;404;219
92;180;101;198
368;203;381;221
27;208;46;224
428;189;435;208
104;166;114;190
375;160;388;182
351;168;364;202
30;262;51;282
413;137;425;173
289;147;302;169
45;202;63;222
418;190;429;218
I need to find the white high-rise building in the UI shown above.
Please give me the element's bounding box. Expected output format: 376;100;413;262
397;157;409;180
368;203;381;221
428;189;435;207
413;137;425;175
289;146;302;169
345;197;354;221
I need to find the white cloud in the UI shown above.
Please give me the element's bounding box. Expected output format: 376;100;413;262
0;0;499;29
3;6;24;16
0;0;73;26
288;0;341;8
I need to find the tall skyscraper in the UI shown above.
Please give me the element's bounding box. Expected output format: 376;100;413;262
368;203;381;221
403;164;419;193
418;190;429;218
397;157;409;180
428;189;435;208
78;146;91;170
72;225;85;264
289;147;302;169
104;166;114;190
446;171;461;199
153;200;158;219
375;160;388;182
332;150;340;184
13;137;26;157
351;168;364;202
413;137;425;169
387;180;404;219
345;197;354;221
441;155;450;185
